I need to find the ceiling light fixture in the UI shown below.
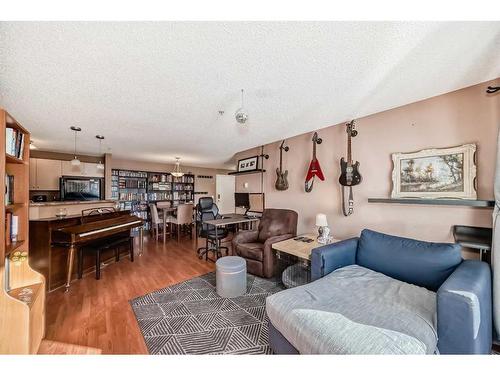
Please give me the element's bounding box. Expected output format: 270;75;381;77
96;135;105;170
70;126;82;166
171;157;184;178
29;141;37;150
235;89;248;124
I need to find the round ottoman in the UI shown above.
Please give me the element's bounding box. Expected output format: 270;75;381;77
216;256;247;298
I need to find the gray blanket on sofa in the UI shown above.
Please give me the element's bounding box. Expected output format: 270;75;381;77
266;265;437;354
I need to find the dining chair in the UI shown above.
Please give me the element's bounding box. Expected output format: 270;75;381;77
169;203;194;242
149;203;163;241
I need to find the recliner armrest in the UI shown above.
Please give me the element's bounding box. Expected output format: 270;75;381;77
232;230;259;245
437;260;492;354
311;238;358;281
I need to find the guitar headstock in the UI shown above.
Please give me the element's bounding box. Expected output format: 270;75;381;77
312;132;322;144
346;120;358;137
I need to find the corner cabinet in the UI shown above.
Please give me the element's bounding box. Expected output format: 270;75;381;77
1;109;46;354
30;158;62;190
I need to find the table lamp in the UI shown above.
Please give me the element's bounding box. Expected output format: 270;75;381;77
315;213;331;244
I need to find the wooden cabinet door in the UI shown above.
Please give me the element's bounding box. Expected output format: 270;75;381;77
36;159;62;190
61;160;84;176
82;162;104;177
29;158;37;189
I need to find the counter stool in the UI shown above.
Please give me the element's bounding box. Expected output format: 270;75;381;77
216;256;247;298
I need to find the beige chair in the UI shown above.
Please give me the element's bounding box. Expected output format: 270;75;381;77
169;203;194;242
149;203;165;241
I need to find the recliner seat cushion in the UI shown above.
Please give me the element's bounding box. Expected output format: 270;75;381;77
357;229;462;291
235;242;264;261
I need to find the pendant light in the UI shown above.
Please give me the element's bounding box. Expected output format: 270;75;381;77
96;135;105;170
235;89;249;124
70;126;81;166
171;157;184;178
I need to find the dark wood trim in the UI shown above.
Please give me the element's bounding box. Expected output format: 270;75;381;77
368;197;494;208
31;150;104;163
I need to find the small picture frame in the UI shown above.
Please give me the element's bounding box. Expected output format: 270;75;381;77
237;156;259;172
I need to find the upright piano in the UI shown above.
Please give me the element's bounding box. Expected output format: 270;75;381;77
30;210;144;291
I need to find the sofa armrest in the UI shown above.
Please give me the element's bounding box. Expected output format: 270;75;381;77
437;260;492;354
232;230;259;245
311;237;358;281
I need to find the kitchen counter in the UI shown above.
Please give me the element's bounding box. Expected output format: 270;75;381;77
29;200;118;220
30;199;116;207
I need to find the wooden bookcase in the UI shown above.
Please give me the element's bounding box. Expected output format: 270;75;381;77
111;168;195;231
0;109;45;354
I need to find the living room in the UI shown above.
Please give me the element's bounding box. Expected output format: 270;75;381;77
1;1;500;373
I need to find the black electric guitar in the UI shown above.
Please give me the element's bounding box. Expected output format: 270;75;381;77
339;120;362;187
275;140;289;191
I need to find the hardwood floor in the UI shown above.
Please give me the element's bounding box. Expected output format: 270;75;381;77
45;235;219;354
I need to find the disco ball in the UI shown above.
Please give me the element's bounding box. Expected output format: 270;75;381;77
235;108;248;124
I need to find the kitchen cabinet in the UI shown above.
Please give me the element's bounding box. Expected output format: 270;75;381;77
61;160;104;177
30;158;62;190
29;158;37;189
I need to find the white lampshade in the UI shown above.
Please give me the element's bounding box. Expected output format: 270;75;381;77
71;157;81;166
315;213;328;227
96;162;105;170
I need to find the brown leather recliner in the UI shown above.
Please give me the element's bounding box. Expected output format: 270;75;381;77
232;208;298;278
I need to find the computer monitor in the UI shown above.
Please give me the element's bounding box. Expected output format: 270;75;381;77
234;192;250;208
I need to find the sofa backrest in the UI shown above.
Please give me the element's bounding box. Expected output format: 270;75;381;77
356;229;462;291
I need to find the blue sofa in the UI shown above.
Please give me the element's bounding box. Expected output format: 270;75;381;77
268;229;492;354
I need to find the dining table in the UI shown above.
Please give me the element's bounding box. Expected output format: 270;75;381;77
157;205;197;243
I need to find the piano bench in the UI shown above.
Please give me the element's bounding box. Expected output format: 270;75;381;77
77;235;134;280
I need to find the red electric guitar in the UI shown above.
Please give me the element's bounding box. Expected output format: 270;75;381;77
305;132;324;192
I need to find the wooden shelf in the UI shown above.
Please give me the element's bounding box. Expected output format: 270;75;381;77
7;282;43;309
5;240;25;256
368;198;495;208
5;154;26;164
5;203;25;211
228;169;266;176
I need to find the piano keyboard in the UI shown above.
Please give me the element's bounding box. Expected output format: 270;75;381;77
78;220;143;238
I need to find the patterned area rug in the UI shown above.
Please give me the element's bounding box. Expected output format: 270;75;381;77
130;272;284;354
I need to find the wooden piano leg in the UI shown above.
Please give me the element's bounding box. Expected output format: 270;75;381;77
139;227;144;256
65;245;76;292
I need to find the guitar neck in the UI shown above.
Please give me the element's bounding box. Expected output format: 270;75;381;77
347;134;352;164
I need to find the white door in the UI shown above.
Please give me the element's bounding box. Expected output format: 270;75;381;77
216;175;235;215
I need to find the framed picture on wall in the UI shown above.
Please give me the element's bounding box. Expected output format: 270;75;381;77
237;156;259;172
391;143;477;199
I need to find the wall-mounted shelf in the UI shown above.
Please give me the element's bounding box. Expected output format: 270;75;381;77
368;197;495;208
228;169;266;176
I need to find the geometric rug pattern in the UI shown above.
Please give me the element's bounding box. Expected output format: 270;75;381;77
130;272;284;354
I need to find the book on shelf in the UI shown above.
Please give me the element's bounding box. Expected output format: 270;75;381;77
5;174;14;205
5;213;19;245
5;127;25;159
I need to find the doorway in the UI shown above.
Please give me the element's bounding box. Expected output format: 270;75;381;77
216;174;235;214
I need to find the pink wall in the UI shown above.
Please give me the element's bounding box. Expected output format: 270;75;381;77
235;78;500;244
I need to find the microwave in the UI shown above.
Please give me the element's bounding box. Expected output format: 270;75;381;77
60;176;104;201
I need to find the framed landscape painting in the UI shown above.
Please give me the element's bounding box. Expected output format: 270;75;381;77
391;144;477;199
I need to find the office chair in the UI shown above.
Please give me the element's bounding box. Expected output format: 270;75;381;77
196;197;229;261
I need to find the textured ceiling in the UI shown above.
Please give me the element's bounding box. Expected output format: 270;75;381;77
1;22;499;168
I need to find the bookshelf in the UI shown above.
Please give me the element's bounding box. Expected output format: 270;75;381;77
111;168;195;230
1;109;46;354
